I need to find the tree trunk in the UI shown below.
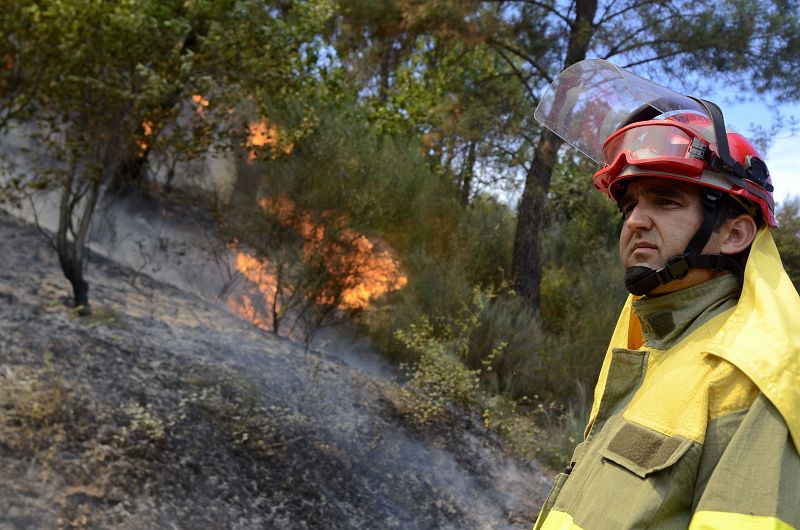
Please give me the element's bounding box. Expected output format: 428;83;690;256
510;0;598;311
378;39;394;104
108;152;148;196
460;140;477;206
511;129;562;310
56;169;102;316
231;155;263;208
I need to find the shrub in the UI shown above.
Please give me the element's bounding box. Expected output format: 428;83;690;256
394;289;504;424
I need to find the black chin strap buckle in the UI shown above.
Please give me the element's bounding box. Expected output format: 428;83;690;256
655;255;691;284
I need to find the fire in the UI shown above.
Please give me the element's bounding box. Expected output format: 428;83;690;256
226;253;280;330
191;94;209;116
246;119;293;161
135;120;153;156
338;239;408;309
227;196;407;331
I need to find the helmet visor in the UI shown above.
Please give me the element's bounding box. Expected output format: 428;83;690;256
603;123;696;163
534;59;713;163
594;122;707;192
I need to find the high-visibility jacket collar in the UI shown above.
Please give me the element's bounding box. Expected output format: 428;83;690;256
589;228;800;453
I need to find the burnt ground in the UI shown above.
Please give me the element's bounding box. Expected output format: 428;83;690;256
0;209;552;529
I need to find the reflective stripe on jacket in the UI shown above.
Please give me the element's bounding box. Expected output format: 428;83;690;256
534;228;800;529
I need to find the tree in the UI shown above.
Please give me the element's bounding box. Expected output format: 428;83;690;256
332;1;530;207
2;0;195;314
488;0;800;311
0;0;334;314
328;0;800;311
774;197;800;290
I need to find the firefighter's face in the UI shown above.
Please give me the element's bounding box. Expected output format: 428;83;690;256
618;179;722;295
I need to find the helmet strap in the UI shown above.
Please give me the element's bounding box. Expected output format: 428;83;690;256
624;188;744;296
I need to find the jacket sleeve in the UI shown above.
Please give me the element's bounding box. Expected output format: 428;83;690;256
689;394;800;530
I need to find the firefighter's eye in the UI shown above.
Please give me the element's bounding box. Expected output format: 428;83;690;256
620;202;636;218
658;197;680;208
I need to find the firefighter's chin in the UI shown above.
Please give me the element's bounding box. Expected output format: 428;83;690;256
624;266;655;296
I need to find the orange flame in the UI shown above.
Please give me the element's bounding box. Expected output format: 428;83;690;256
227;196;407;331
191;94;209;116
135;120;153;156
247;119;293;161
227;253;281;330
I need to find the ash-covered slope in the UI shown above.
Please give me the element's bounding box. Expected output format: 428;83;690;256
0;210;550;530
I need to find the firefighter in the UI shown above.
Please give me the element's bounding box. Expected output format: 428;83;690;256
531;59;800;529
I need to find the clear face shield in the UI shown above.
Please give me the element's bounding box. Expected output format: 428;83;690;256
533;59;778;296
533;59;717;165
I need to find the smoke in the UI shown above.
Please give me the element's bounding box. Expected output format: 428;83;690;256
0;123;548;529
0;122;238;299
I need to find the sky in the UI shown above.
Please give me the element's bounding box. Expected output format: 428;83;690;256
707;96;800;206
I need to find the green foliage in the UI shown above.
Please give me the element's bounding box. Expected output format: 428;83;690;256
259;104;438;241
774;197;800;290
396;318;481;424
457;194;516;286
395;289;504;425
360;192;515;364
221;104;450;338
464;293;543;397
392;285;595;469
483;387;591;471
545;155;622;266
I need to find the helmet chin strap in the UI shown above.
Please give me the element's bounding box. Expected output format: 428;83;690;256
624;188;745;296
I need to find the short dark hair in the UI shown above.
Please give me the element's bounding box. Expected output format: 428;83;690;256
714;195;761;231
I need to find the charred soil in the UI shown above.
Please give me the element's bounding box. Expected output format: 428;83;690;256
0;210;550;529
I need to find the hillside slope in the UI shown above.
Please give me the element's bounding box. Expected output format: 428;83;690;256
0;210;551;529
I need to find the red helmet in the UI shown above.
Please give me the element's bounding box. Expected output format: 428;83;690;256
594;109;776;227
535;59;777;295
534;59;776;227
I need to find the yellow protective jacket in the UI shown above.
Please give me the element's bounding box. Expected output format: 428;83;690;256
534;228;800;530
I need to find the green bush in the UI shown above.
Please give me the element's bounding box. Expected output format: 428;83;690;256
484;385;591;471
775;197;800;291
464;293;543;397
360;250;474;363
394;289;504;424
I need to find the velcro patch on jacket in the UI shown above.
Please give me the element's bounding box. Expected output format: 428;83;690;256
600;421;692;478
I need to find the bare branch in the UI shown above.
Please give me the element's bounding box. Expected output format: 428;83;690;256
606;38;678;60
596;0;665;26
596;2;688;59
490;45;540;102
600;14;684;59
488;0;575;26
490;142;533;173
620;49;688;69
488;38;554;86
518;129;538;145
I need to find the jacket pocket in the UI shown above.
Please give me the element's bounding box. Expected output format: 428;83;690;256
572;420;697;527
599;420;693;478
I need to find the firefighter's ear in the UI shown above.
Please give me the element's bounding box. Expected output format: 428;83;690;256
719;214;757;255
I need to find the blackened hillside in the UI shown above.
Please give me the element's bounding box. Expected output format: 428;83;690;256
0;210;550;529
